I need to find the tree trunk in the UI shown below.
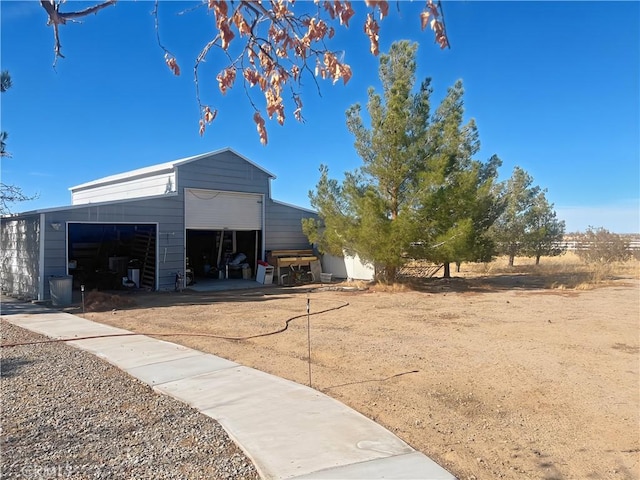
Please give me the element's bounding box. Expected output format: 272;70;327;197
375;264;397;283
508;255;515;267
387;265;397;282
535;255;541;265
443;262;451;278
455;261;461;273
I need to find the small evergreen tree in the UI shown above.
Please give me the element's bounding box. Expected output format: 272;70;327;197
522;191;566;264
491;166;540;266
492;167;566;266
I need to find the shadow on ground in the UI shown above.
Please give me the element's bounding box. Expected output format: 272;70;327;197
393;271;597;294
0;357;34;377
6;270;618;314
62;285;320;313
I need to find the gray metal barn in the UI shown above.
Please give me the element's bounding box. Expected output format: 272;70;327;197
0;148;317;301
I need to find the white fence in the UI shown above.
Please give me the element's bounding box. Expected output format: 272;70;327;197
555;240;640;251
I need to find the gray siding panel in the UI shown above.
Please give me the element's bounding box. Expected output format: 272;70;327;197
1;215;41;300
40;195;185;297
177;151;271;196
265;201;317;251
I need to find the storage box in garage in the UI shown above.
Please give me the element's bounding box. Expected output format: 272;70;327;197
242;266;252;280
256;264;274;284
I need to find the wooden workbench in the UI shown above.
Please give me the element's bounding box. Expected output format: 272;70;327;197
267;250;318;284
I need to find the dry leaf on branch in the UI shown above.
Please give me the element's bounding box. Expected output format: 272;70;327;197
365;0;389;20
364;13;380;56
217;67;237;94
164;53;180;76
199;106;217;136
421;0;449;49
253;111;268;145
204;106;217;123
336;1;356;26
196;0;446;141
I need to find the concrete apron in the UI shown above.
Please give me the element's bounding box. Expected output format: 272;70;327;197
2;303;456;480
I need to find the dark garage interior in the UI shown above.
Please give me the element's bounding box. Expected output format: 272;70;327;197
186;229;260;281
67;223;157;290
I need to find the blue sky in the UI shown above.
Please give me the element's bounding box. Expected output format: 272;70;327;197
1;1;639;233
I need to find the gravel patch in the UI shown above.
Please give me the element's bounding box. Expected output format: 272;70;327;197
1;320;260;480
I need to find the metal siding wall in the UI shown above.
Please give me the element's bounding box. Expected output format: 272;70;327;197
41;195;185;296
0;215;41;300
321;253;375;281
176;151;271;196
264;200;318;250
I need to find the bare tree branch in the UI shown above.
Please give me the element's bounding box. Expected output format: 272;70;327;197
152;0;176;59
37;0;449;144
437;0;451;49
39;0;117;62
1;183;39;215
58;0;117;20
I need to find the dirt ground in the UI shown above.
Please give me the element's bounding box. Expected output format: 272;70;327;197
81;269;639;480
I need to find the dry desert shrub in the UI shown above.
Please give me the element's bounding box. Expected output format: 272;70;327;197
331;279;374;291
84;290;136;312
460;252;639;289
370;281;410;293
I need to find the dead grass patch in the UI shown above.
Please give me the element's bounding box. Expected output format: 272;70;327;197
84;290;136;312
370;281;410;293
458;253;640;289
335;279;372;290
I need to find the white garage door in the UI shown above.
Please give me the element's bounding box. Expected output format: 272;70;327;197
185;189;263;230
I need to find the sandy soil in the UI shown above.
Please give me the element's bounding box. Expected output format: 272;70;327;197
82;273;639;480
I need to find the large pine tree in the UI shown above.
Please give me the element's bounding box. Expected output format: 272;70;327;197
305;41;431;280
410;80;502;277
304;42;502;280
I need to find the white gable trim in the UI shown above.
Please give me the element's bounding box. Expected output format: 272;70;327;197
69;148;276;193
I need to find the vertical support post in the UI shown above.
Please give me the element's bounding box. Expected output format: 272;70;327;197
81;284;85;314
38;214;46;301
254;230;259;276
307;295;312;388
